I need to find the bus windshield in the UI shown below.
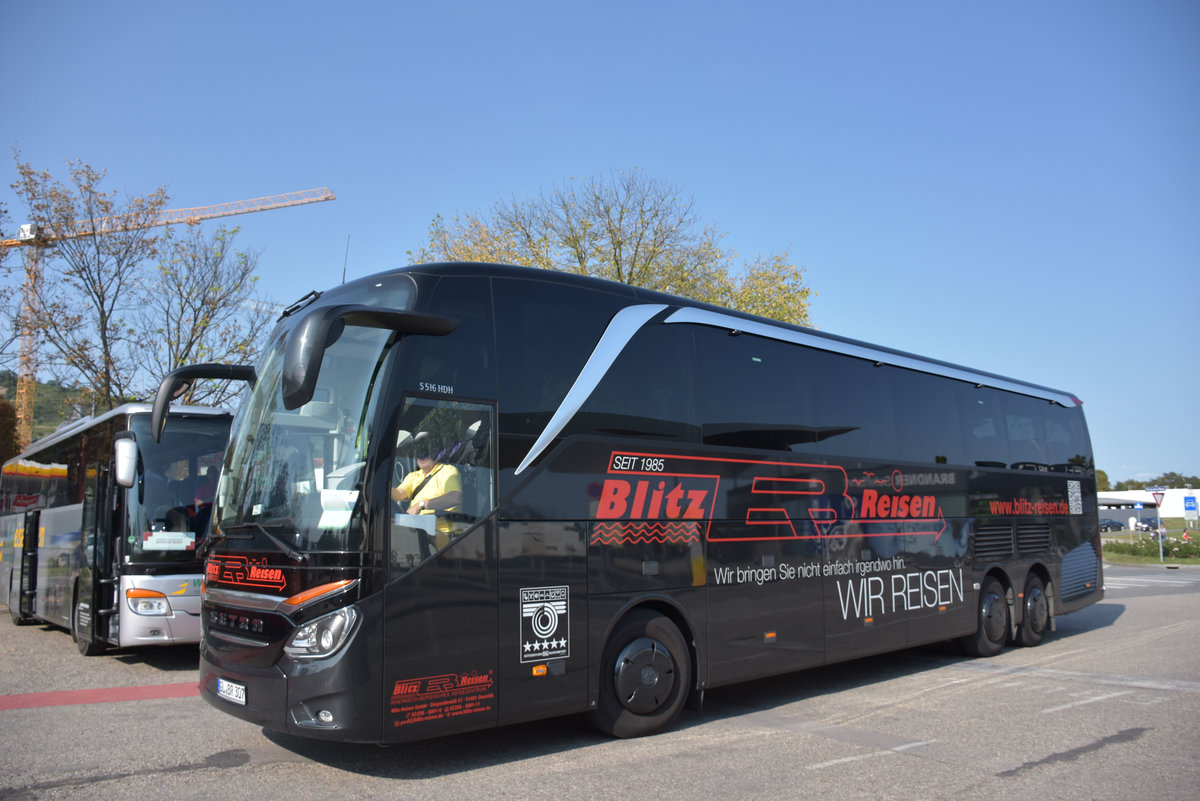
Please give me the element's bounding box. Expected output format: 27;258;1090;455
216;319;398;552
127;414;230;564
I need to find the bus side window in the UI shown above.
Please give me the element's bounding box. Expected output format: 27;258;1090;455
957;384;1010;468
1003;393;1049;470
389;399;495;574
890;367;965;466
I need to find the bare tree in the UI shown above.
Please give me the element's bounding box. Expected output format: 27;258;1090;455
411;169;814;325
11;158;169;410
8;156;276;415
136;224;272;406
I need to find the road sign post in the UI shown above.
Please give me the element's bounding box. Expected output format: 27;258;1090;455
1148;489;1166;563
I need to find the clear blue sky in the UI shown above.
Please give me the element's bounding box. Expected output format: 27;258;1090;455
2;0;1197;483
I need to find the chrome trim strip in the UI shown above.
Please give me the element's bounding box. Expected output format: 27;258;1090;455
663;307;1077;407
208;630;270;648
203;586;288;612
515;303;668;475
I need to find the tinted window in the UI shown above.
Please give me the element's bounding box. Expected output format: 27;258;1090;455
1044;402;1092;471
957;385;1010;467
493;277;632;471
804;349;897;461
1002;393;1050;470
411;276;496;401
567;324;700;442
890;368;966;465
697;329;815;452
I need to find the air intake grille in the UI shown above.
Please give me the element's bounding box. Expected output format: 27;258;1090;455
974;522;1014;559
1017;523;1051;554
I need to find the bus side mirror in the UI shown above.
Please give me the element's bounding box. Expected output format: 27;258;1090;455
152;363;257;441
115;432;138;488
282;305;458;410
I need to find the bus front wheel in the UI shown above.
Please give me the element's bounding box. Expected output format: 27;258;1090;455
72;592;105;657
589;611;691;738
960;576;1009;658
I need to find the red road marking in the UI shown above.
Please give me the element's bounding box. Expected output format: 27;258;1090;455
0;682;197;711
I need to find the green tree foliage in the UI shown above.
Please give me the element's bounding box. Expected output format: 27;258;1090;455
0;398;17;463
1096;470;1110;491
1112;472;1200;491
410;170;814;326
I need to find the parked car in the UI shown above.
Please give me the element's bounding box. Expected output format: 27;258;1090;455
1099;519;1123;532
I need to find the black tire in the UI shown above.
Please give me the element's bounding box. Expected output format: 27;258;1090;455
588;611;691;738
72;593;105;656
1015;574;1049;647
960;575;1009;657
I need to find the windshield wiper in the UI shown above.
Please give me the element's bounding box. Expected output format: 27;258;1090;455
215;521;309;563
278;290;322;320
197;529;252;559
252;521;309;563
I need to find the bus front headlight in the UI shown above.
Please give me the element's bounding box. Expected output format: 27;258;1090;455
126;588;171;616
284;607;358;659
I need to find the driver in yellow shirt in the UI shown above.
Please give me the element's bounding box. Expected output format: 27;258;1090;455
391;448;463;549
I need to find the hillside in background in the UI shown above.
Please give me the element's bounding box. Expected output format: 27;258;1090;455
0;371;86;443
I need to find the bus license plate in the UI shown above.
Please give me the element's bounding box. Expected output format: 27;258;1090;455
217;678;246;706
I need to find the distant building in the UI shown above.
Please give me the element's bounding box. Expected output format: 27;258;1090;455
1099;488;1197;524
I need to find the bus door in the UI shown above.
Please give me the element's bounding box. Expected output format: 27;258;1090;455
11;510;39;623
381;398;501;739
75;463;116;646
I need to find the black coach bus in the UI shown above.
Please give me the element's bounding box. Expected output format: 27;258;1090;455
153;262;1101;743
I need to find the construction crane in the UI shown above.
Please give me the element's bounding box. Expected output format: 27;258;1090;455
1;187;335;447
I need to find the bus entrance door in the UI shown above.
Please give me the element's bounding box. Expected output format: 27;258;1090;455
12;510;39;624
93;468;119;646
75;467;116;651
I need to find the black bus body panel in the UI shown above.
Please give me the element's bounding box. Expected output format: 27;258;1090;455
188;263;1102;744
381;523;500;740
200;590;386;742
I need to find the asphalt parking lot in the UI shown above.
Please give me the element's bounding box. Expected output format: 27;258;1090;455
1;562;1198;801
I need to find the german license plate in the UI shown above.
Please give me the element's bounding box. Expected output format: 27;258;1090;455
216;678;246;706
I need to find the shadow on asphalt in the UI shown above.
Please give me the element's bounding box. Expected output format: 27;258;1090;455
113;643;200;673
261;602;1121;779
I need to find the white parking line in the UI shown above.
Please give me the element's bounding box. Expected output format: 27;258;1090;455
805;740;933;770
1042;691;1132;714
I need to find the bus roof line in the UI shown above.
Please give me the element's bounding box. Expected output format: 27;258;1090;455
663;307;1078;408
514;303;668;475
11;402;231;460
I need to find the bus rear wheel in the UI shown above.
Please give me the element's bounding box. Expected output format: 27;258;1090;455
1015;574;1049;647
960;576;1009;658
588;611;691;738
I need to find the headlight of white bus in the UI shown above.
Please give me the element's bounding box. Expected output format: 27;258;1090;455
126;588;172;616
283;607;358;659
